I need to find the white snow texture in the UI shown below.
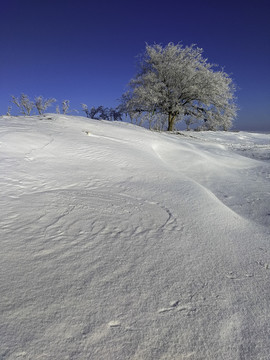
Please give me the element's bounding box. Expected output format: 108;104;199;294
1;114;270;359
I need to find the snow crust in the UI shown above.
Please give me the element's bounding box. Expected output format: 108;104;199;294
1;115;270;359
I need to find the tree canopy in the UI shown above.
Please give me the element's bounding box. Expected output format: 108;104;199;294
121;43;237;131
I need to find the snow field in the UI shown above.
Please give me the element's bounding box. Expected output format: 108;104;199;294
0;115;270;359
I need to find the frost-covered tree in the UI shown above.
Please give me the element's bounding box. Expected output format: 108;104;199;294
81;104;123;121
96;106;109;120
108;107;123;121
6;106;12;116
62;100;70;114
121;43;237;131
81;103;91;118
11;94;35;115
35;96;56;115
81;104;102;119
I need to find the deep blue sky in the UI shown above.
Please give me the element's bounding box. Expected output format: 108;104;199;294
1;0;269;131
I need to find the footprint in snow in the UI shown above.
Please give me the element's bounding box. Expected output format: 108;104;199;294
158;300;196;314
108;320;121;328
256;261;269;270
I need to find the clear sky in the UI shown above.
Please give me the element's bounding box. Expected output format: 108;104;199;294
0;0;269;131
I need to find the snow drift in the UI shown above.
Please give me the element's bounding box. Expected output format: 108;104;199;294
1;115;270;359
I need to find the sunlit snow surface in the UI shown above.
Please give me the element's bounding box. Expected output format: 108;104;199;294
1;115;270;360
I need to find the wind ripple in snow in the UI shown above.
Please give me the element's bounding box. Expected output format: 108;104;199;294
1;188;179;264
1;187;184;359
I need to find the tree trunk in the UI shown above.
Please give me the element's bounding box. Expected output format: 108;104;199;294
167;113;175;131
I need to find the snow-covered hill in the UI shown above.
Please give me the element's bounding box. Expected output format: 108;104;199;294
1;115;270;360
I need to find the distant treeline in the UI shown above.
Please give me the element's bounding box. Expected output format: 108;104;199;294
5;93;169;131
